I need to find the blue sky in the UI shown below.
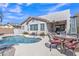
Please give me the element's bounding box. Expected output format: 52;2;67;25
0;3;79;24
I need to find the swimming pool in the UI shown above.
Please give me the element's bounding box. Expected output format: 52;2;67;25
0;35;41;45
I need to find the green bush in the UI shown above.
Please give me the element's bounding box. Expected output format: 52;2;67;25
23;32;29;35
39;32;45;36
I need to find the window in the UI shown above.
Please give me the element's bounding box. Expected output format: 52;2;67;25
30;24;38;31
40;23;45;31
70;18;77;34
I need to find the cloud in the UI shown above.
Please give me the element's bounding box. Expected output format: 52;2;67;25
38;3;68;14
7;16;16;19
5;13;28;20
3;15;22;23
17;3;32;6
0;3;9;12
9;5;22;13
5;15;22;20
3;14;28;24
48;3;67;12
0;3;9;7
17;3;23;5
26;3;32;6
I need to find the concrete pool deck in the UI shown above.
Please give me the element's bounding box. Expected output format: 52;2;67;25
1;34;79;56
13;36;65;56
13;36;79;56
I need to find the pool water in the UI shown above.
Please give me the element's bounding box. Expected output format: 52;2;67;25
0;35;41;45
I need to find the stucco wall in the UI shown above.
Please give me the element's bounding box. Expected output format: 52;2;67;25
22;19;48;34
16;10;71;34
40;9;71;34
21;22;27;32
76;15;79;33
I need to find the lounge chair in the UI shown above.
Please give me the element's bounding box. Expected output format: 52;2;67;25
50;37;61;51
0;33;4;35
64;40;79;55
0;44;15;56
0;44;14;49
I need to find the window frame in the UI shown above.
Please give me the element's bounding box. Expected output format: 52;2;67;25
40;23;45;31
30;24;38;31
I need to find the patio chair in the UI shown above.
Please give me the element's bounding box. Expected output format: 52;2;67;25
0;44;15;56
0;33;4;35
0;44;14;49
64;40;79;55
50;37;61;51
50;38;61;45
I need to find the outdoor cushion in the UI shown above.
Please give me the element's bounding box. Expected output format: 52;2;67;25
0;44;14;50
65;42;78;50
51;38;61;44
65;44;76;49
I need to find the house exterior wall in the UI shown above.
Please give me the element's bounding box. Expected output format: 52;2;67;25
76;15;79;33
22;19;48;34
60;10;71;34
40;9;71;34
14;10;71;35
21;22;27;32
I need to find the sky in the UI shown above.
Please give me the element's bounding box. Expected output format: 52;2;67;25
0;3;79;24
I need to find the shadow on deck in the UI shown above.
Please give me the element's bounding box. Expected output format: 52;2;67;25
45;43;76;56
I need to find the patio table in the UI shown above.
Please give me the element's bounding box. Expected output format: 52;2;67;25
55;35;78;40
54;35;79;53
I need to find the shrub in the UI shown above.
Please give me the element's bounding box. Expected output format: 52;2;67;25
30;32;36;35
23;32;29;35
39;32;45;36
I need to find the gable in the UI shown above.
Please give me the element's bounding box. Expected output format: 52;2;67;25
28;19;46;25
21;16;49;25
